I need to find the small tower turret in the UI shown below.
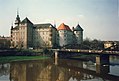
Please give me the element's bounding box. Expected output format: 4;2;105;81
74;24;83;44
15;10;20;26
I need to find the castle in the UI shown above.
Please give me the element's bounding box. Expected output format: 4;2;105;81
11;13;83;49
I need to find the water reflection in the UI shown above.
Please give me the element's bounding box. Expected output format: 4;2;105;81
0;63;10;81
0;63;10;76
10;59;84;81
0;56;119;81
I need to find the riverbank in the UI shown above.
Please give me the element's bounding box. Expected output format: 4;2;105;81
0;56;49;63
0;48;51;56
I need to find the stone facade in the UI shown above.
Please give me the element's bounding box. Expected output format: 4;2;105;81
0;36;11;48
57;23;83;47
11;13;83;49
33;24;59;48
11;14;58;49
57;23;75;47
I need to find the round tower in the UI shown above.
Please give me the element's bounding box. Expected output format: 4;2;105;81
57;23;72;47
74;24;83;44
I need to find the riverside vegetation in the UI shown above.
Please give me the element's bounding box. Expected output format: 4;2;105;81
0;48;51;63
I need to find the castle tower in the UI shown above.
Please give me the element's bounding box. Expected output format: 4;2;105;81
14;10;20;26
19;17;34;49
74;24;83;44
57;23;74;47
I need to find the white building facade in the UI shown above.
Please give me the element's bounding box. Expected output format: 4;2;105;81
57;23;83;48
11;14;58;49
57;23;73;47
11;13;83;49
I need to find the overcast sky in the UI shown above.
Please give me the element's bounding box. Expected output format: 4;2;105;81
0;0;118;41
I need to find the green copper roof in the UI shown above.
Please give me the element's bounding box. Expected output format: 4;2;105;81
21;17;33;24
74;24;83;31
34;23;53;28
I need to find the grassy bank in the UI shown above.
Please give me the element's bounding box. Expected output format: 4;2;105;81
0;56;49;63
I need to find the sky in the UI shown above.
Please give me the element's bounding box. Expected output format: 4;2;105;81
0;0;118;41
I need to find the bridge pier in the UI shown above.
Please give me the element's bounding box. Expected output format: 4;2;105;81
96;54;110;73
54;58;58;65
96;54;109;65
54;51;58;59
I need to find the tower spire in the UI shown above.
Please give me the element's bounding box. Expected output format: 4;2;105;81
15;8;20;26
17;8;19;16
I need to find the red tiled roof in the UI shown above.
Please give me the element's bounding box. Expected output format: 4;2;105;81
57;23;71;31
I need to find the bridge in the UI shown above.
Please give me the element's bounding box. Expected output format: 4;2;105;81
52;49;119;59
52;49;119;55
51;49;119;67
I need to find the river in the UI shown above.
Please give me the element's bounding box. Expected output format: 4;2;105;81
0;55;119;81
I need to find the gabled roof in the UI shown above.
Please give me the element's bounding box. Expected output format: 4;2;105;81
21;17;33;24
34;23;54;28
57;23;71;31
74;24;83;31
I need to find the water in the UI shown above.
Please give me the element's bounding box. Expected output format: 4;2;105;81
0;55;119;81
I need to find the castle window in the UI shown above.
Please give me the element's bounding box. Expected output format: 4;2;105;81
42;32;44;35
64;34;67;37
50;34;52;36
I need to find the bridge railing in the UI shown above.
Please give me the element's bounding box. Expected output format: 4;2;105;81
51;49;119;55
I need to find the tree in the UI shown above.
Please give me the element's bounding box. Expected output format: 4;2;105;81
82;38;104;50
90;39;103;50
82;37;92;49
